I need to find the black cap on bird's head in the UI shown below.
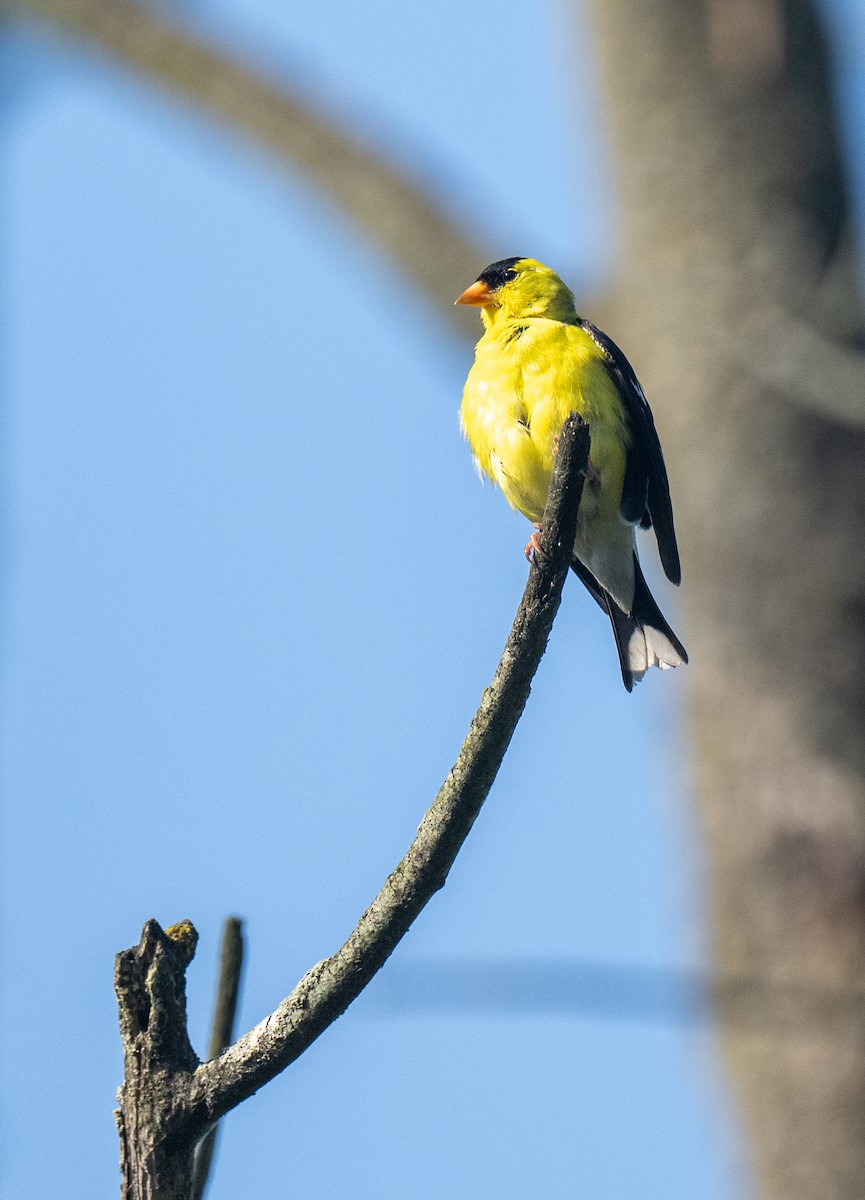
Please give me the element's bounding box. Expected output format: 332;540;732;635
455;258;526;307
477;257;524;290
455;257;576;322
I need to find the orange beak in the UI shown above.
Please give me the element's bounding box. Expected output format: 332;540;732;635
455;279;497;307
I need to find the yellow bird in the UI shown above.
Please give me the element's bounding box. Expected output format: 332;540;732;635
457;257;687;691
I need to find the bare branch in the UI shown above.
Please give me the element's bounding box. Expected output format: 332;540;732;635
8;0;491;333
183;415;590;1133
191;918;245;1200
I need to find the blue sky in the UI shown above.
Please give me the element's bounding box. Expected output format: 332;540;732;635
12;0;864;1194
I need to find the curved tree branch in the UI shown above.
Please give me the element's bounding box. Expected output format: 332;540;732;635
7;0;491;335
187;415;589;1129
114;416;589;1195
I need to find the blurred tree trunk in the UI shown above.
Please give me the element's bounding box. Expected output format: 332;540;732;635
582;1;865;1196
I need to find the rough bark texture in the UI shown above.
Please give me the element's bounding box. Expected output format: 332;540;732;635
115;921;201;1200
582;1;865;1195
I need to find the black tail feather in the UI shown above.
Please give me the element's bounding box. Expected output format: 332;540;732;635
631;557;688;661
570;556;638;690
570;554;687;692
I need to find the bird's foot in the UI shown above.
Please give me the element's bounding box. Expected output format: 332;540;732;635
524;524;545;563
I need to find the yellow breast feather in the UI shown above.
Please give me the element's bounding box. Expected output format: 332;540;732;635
461;320;630;528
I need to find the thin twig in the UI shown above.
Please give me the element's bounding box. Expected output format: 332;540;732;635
184;415;591;1134
190;918;245;1200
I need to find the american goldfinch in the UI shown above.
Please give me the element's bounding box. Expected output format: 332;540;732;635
457;257;687;691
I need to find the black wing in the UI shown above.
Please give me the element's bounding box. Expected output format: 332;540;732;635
579;320;681;586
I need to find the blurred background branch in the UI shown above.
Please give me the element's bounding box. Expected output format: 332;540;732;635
191;917;245;1200
5;0;490;331
372;956;865;1033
